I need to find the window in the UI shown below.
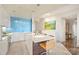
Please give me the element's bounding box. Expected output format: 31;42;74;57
10;16;32;32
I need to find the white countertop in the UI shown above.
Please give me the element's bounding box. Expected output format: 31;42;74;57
33;34;55;43
2;36;8;40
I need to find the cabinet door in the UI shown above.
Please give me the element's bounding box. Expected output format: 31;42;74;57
0;40;8;55
25;33;32;55
11;33;25;42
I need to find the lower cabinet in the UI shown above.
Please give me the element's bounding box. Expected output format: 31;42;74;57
33;42;46;55
0;40;8;55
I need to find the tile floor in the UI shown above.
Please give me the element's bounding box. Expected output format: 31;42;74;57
7;41;29;55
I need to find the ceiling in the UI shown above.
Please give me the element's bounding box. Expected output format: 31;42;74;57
1;4;66;18
42;4;79;20
0;4;79;20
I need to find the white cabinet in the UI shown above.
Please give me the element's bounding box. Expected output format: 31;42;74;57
24;33;32;55
0;39;8;55
11;33;25;42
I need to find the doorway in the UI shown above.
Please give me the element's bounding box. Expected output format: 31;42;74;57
64;18;77;49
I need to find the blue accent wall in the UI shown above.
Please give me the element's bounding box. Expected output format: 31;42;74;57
10;16;32;32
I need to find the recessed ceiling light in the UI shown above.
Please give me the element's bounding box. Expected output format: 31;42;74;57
13;10;16;12
37;4;40;7
32;10;35;12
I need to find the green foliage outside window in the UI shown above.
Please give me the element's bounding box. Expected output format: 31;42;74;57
44;20;56;30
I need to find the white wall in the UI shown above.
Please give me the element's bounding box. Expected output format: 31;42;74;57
55;18;65;42
0;6;10;27
77;13;79;47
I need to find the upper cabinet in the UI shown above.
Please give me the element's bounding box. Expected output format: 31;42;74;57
0;7;10;27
